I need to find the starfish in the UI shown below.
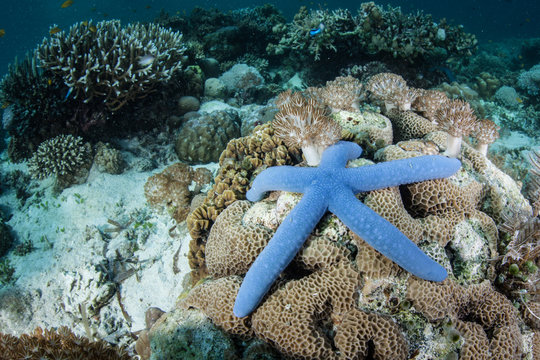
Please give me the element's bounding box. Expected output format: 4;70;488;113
233;141;461;317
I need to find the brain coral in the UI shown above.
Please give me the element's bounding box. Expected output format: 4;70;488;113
175;110;241;164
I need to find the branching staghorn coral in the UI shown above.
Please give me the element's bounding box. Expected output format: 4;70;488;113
273;90;341;165
38;20;186;111
268;7;357;61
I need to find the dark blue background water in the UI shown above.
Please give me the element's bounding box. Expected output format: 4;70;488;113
0;0;539;76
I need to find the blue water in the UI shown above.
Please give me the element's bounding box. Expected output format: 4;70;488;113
0;0;539;76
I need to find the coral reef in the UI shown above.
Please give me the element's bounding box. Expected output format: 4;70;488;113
0;326;132;359
518;64;540;96
0;54;73;160
38;20;186;111
174;110;241;164
93;142;125;174
235;140;459;317
27;134;93;189
267;2;476;65
144;162;212;223
273;90;341;165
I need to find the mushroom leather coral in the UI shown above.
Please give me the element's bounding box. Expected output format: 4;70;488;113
234;140;461;317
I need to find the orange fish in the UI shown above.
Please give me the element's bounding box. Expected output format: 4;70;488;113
61;0;74;8
49;26;61;35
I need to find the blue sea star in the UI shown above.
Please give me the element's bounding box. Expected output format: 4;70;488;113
233;141;461;317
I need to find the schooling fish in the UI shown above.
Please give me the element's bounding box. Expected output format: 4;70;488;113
309;23;325;37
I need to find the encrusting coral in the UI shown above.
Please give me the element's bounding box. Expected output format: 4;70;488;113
38;20;186;111
175;73;535;359
0;326;132;360
234;140;460;317
144;162;212;223
407;278;523;359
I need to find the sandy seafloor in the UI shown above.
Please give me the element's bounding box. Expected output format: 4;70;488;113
0;131;217;349
0;95;538;354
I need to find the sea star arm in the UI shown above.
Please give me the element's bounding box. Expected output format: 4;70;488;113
344;155;461;193
234;187;329;317
318;141;363;168
329;188;447;282
246;166;317;201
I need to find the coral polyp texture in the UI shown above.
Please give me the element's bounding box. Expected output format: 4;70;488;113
473;118;500;156
273;90;341;165
234;140;460;317
267;2;477;63
434;99;478;158
0;326;132;360
38;20;186;111
366;72;419;112
27;134;92;188
174;110;241;164
144;162;212;223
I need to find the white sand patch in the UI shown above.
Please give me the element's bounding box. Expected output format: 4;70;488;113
0;161;199;345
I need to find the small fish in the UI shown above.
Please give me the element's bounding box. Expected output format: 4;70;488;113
145;5;151;9
82;20;88;26
61;0;74;8
309;23;325;37
88;25;97;32
0;29;5;38
49;26;61;35
138;54;155;66
1;102;9;109
64;87;73;101
47;78;52;85
516;97;523;103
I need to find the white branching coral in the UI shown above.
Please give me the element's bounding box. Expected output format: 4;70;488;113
473;119;500;156
434;99;478;158
38;20;186;111
28;134;92;184
366;72;419;112
273;91;341;166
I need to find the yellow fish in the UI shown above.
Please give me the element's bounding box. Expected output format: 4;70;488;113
0;29;5;37
1;102;9;109
88;25;97;33
517;98;523;103
47;79;52;85
49;26;61;35
82;20;88;26
61;0;74;8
